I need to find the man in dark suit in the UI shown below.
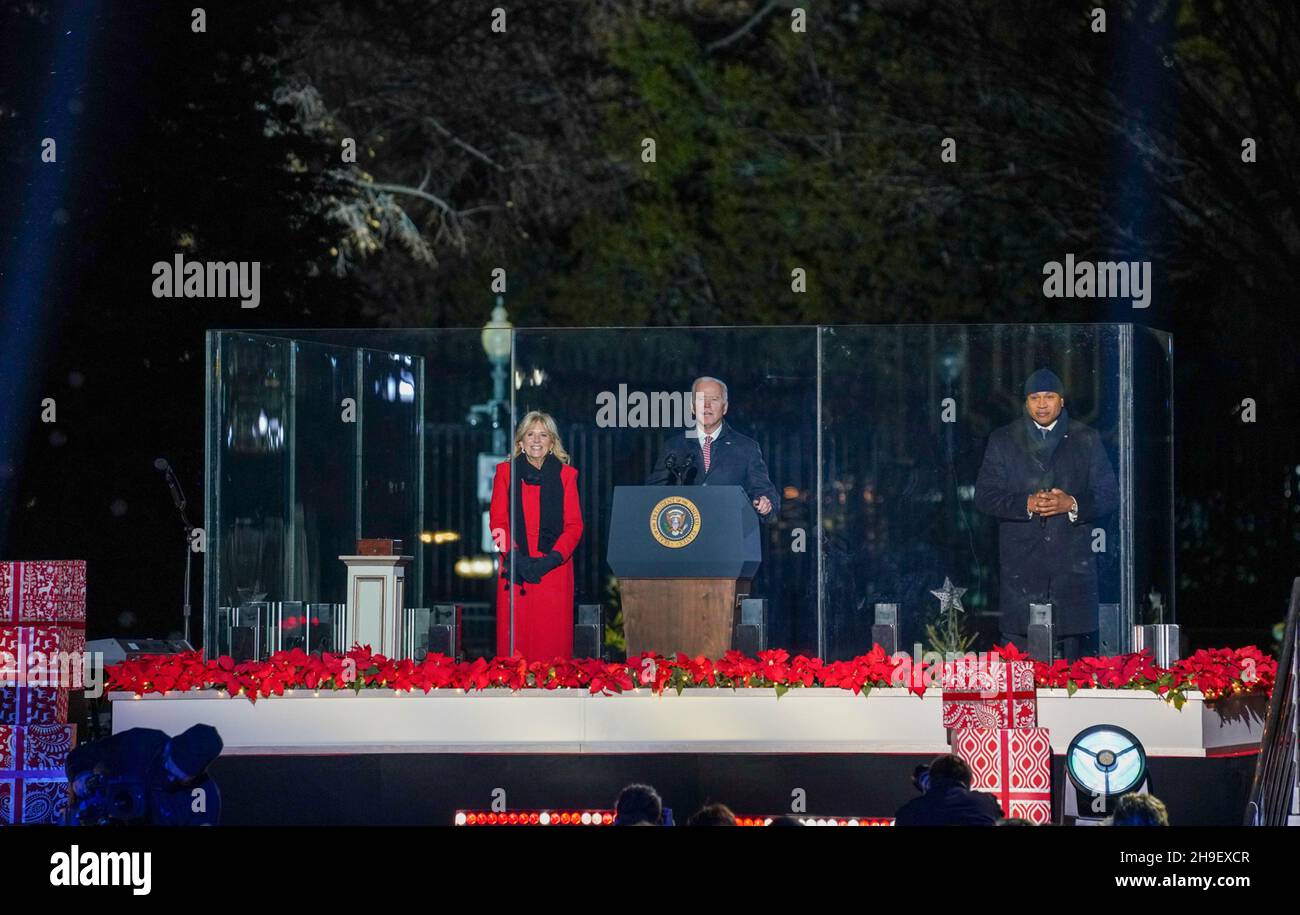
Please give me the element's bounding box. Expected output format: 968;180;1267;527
646;376;780;521
975;368;1119;659
894;754;1003;826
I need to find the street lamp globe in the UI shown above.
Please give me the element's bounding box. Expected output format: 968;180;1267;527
481;298;512;362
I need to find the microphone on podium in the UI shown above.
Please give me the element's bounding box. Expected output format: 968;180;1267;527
664;451;696;486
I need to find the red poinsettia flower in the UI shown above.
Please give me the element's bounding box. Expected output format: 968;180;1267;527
103;641;1275;705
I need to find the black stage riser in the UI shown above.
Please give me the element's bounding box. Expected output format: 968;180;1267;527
210;752;1256;826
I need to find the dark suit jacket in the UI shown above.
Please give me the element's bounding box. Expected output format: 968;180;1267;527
974;411;1119;635
893;782;1004;826
646;423;780;521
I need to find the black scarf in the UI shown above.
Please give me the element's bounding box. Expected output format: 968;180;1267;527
1022;407;1069;489
511;452;565;556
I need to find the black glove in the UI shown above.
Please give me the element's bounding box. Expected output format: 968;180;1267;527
518;554;543;584
500;551;539;584
533;550;564;578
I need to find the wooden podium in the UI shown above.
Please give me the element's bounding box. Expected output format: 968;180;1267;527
339;553;412;657
607;486;761;657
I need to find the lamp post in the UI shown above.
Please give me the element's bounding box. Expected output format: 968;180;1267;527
468;297;513;551
477;298;513;455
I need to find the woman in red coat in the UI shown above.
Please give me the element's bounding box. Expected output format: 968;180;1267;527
490;411;584;659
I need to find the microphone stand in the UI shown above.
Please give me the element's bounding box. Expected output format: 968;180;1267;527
157;461;195;645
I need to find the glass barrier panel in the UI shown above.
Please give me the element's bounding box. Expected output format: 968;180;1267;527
819;324;1132;660
512;326;819;660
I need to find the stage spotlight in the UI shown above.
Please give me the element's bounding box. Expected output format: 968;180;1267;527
1065;724;1148;822
454;807;890;826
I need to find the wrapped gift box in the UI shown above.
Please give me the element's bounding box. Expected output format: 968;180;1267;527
953;726;1052;824
0;561;86;623
0;722;77;770
0;686;70;725
0;722;76;824
1;624;85;661
0;775;69;825
941;658;1036;729
0;625;86;690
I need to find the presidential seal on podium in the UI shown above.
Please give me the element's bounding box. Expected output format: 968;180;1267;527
650;496;702;548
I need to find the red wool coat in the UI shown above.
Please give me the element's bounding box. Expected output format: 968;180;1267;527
490;460;584;659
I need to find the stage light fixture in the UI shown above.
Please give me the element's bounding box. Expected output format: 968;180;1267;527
454;809;889;826
1065;724;1148;819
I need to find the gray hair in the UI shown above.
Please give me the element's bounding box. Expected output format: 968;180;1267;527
691;375;729;403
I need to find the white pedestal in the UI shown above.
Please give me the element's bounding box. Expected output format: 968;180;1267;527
339;555;412;657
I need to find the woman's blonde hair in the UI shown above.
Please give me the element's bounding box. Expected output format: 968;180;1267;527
513;411;571;464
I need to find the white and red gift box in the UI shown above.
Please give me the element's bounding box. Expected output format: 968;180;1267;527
1;624;87;668
0;686;70;725
0;722;77;824
0;625;85;719
0;561;86;624
940;658;1037;729
0;723;78;770
0;774;69;825
0;562;87;728
953;726;1052;824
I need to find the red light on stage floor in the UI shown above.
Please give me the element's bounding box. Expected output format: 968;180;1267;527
734;814;894;826
456;808;885;826
455;809;616;826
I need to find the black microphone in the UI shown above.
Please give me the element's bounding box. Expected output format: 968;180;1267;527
664;453;680;485
680;451;696;482
154;458;187;514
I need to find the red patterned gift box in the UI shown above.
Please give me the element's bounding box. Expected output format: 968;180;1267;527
940;658;1037;729
0;625;86;693
0;722;76;824
0;561;86;624
0;686;69;725
0;723;78;770
953;726;1052;824
0;775;70;825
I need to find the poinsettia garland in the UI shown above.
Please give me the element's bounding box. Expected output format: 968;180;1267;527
106;643;1274;708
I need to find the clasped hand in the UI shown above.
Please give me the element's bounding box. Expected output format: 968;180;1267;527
510;550;563;584
1027;488;1074;518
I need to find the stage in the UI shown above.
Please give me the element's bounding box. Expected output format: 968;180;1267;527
109;687;1266;825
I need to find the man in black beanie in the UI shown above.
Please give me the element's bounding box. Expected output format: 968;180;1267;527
974;368;1118;659
67;723;223;825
